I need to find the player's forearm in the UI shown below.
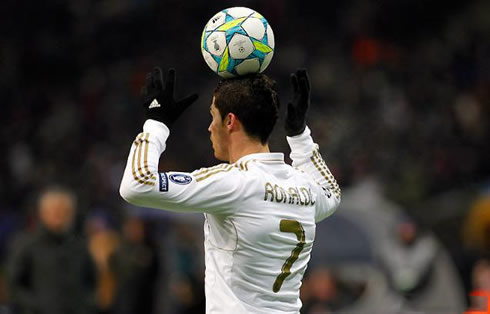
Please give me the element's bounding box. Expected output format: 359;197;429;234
286;126;341;202
119;119;169;205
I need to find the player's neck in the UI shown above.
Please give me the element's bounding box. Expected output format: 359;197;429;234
228;135;270;164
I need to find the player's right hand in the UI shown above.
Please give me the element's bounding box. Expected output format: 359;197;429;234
285;68;310;137
141;67;199;127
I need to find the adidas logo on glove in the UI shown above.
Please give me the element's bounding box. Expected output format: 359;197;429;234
149;99;161;109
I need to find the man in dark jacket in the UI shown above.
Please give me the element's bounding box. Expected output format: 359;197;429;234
7;187;96;314
110;217;160;314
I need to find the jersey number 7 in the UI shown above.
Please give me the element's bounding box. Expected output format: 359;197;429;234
273;219;305;293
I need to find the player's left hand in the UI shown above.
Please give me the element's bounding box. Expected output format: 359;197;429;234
285;68;310;137
141;67;199;127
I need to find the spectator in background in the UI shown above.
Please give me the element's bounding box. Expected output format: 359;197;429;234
167;222;206;314
460;191;490;299
300;267;363;313
463;192;490;254
110;216;160;314
379;217;437;298
6;186;96;314
468;258;490;310
86;214;120;314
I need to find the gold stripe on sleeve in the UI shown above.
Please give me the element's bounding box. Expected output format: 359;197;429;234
143;133;156;180
314;150;340;195
131;133;155;186
135;133;155;182
312;150;340;197
233;159;256;172
310;152;329;182
316;155;340;197
192;164;229;177
195;165;233;182
310;152;336;191
136;133;147;180
131;134;144;182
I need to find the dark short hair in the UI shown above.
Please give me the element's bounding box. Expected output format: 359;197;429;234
213;74;280;144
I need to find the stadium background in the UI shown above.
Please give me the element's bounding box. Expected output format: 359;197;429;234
0;0;489;313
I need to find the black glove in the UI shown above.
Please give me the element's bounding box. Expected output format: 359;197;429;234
141;67;198;127
285;68;310;137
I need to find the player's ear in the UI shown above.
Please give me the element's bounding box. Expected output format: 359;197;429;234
225;113;237;131
227;113;244;133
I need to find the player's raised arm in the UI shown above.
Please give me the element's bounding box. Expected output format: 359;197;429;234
119;67;241;214
285;69;341;222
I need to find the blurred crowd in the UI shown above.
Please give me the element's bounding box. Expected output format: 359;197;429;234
0;0;489;313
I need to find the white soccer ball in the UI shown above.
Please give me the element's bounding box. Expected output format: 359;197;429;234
201;7;275;78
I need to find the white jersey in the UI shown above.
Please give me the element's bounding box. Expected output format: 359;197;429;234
120;119;341;314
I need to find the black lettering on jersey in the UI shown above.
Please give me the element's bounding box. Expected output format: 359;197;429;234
322;187;332;198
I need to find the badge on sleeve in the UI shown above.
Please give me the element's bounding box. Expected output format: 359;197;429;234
169;173;193;185
159;173;169;192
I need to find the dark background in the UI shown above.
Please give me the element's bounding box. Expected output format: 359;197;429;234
0;0;489;313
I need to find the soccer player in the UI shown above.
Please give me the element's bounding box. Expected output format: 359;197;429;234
119;67;341;313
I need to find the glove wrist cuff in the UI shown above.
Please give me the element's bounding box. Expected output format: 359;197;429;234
285;123;306;137
145;112;173;127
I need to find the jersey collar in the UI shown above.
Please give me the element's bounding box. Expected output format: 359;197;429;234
234;152;285;166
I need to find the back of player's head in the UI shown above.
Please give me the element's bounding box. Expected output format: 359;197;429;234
213;74;280;144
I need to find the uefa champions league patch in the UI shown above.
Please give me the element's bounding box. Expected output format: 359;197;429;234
159;173;169;192
169;173;193;185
